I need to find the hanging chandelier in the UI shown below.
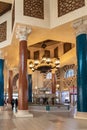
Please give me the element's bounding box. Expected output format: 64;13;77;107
29;43;60;73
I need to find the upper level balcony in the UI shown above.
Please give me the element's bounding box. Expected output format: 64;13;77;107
0;0;87;48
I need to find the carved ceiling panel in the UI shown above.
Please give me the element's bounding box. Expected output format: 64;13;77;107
0;1;11;16
58;0;85;17
24;0;44;19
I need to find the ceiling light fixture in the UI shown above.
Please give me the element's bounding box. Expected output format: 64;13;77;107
29;43;60;73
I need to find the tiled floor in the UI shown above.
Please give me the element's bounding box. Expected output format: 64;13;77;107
0;106;87;130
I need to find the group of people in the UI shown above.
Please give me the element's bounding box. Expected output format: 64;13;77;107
11;98;18;112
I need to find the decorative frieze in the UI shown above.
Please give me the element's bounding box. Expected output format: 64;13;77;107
0;21;7;42
24;0;44;19
58;0;85;17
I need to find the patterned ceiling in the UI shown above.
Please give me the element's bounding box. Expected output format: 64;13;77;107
0;1;12;16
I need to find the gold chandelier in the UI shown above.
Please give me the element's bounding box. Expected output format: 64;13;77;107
29;43;60;73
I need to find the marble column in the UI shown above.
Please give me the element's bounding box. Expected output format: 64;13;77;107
15;26;33;117
0;59;4;109
8;70;13;104
73;19;87;119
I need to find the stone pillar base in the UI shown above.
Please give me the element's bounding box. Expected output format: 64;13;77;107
14;110;33;118
74;112;87;119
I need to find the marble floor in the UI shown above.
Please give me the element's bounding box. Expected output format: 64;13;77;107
0;106;87;130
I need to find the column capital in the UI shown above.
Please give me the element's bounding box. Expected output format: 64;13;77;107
16;25;31;41
73;18;87;36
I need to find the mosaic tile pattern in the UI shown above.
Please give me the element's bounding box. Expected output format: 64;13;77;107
0;21;7;42
58;0;85;17
24;0;44;19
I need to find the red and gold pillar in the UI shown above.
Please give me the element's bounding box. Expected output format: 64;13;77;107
8;70;13;104
52;72;56;94
16;26;33;117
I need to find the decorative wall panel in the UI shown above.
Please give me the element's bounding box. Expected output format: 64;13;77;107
24;0;44;19
0;21;7;42
58;0;85;17
62;64;77;89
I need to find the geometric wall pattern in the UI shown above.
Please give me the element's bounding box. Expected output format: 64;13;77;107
0;21;7;42
24;0;44;19
58;0;85;17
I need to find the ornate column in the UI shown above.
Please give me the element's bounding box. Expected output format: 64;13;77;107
8;70;13;104
15;26;33;117
73;19;87;119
